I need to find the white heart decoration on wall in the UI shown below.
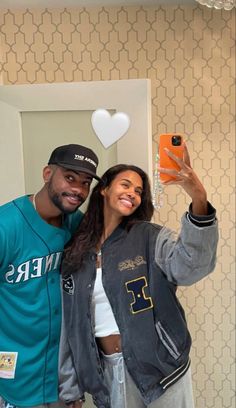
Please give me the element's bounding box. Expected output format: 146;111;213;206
91;109;130;149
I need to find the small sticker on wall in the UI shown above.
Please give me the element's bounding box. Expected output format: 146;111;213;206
0;352;18;379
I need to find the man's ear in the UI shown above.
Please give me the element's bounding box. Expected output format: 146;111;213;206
43;165;53;183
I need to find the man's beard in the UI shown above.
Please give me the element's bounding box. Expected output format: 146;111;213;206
48;183;85;214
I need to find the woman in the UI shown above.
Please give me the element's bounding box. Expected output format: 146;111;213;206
59;145;218;408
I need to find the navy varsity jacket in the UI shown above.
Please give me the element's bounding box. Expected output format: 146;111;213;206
59;204;218;407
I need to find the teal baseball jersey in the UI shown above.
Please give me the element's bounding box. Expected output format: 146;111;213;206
0;195;83;406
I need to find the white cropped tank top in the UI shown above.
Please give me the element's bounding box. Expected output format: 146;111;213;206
92;267;120;337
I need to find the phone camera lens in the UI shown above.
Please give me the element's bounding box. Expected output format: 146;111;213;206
172;135;181;146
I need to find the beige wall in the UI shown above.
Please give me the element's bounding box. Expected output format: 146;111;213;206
21;110;117;193
0;100;25;202
0;4;235;408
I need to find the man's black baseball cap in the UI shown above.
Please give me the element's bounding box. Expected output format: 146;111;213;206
48;144;100;180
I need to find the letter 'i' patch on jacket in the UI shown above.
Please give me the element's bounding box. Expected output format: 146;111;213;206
125;276;153;314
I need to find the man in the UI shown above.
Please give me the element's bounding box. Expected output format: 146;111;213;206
0;144;100;408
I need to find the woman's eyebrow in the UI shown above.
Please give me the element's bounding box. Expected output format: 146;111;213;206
121;178;143;191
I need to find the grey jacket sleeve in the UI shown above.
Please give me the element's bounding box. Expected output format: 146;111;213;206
154;213;218;286
58;309;83;403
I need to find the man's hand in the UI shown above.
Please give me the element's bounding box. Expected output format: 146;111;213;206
67;401;83;408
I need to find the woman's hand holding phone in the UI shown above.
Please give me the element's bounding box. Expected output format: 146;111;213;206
158;134;184;182
158;134;208;215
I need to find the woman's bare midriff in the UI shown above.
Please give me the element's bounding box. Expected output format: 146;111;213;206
96;334;122;355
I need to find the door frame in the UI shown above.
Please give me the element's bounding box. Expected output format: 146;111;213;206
0;79;152;204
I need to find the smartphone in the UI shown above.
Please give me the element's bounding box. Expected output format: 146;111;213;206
159;133;184;182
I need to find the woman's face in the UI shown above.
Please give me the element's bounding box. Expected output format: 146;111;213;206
101;170;143;219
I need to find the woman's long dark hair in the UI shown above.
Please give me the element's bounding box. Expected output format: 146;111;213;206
64;164;154;268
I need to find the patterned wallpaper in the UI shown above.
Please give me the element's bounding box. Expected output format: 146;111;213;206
0;4;235;408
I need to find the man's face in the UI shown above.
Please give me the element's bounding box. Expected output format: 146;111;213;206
45;166;93;214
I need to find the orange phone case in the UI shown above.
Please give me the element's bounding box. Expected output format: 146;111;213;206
159;134;184;182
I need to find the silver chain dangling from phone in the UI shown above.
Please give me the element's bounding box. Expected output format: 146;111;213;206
152;148;164;210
